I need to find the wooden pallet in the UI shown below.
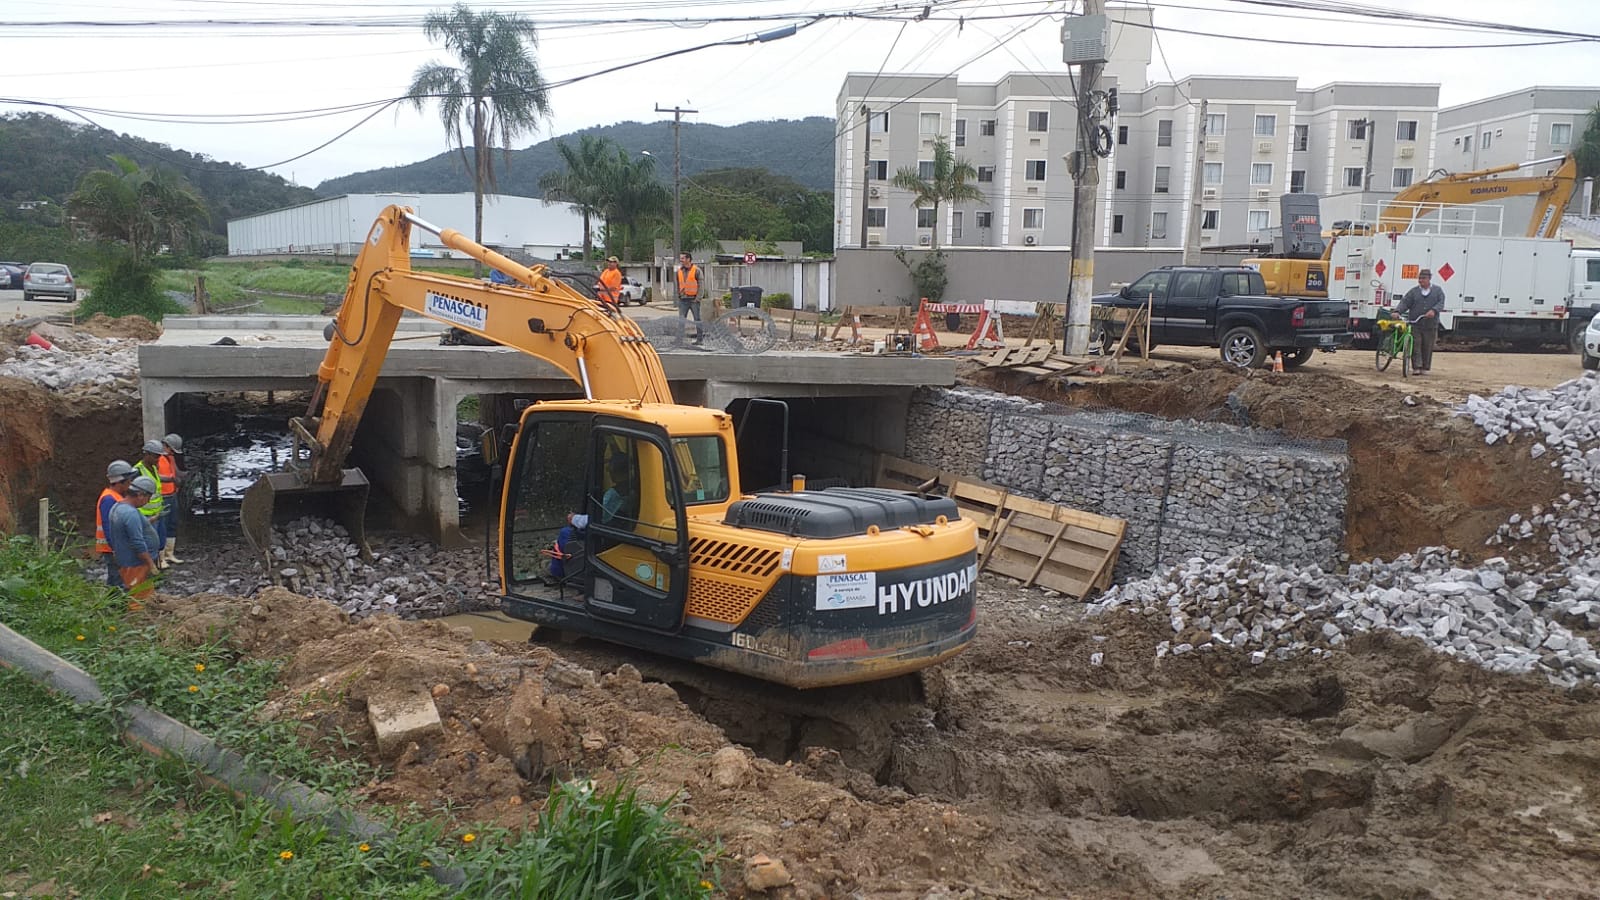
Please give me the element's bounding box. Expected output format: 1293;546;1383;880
979;346;1104;380
875;455;1125;598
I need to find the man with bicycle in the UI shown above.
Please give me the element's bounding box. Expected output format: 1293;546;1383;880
1396;268;1445;374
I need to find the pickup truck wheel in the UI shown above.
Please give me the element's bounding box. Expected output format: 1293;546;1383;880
1282;347;1315;370
1220;326;1267;369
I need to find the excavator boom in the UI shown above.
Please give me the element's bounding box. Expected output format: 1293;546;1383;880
1377;154;1577;238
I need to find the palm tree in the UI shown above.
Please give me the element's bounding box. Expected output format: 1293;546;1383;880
890;136;985;250
539;134;615;261
67;154;207;263
598;148;670;262
408;3;551;254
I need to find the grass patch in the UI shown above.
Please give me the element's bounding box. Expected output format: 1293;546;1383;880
0;536;720;896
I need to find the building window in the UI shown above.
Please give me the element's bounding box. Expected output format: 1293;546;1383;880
1347;119;1367;140
917;207;937;229
1294;123;1309;151
870;160;887;180
1290;170;1306;193
980;119;996;136
1023;208;1044;229
1115;170;1127;189
1247;209;1270;232
1482;130;1494;149
1251;162;1273;185
1396;120;1418;141
1151;211;1168;240
1463;134;1472;152
868;111;889;134
1552;122;1573;145
1157;119;1173;147
952;211;963;238
1027;111;1049;132
1203;162;1223;184
920;112;941;135
1117;125;1129;145
1344;166;1364;188
1154;166;1171;193
977;166;994;183
954;119;966;147
1392;167;1414;189
918;160;935;181
1205;112;1226;135
1201;209;1219;230
865;207;886;228
1112;214;1124;234
1025;159;1047;181
976;211;992;228
1255;115;1276;137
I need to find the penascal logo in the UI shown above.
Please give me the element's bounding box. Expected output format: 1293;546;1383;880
425;292;488;330
877;563;978;615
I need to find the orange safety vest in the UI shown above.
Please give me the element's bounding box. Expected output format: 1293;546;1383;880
676;264;700;298
158;452;178;496
94;486;123;554
597;268;623;305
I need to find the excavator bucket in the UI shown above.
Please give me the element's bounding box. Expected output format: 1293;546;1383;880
240;468;373;565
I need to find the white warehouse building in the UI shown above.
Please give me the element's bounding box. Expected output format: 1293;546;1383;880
227;192;584;259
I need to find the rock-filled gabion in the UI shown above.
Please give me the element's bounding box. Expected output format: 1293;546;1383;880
164;517;500;620
906;388;1349;577
1089;550;1600;688
0;340;140;394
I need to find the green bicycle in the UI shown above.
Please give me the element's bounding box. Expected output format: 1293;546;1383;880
1374;316;1418;377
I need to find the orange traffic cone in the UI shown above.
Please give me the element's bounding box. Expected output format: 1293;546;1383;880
1271;351;1285;373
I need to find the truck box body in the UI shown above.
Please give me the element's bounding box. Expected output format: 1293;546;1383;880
1339;232;1599;345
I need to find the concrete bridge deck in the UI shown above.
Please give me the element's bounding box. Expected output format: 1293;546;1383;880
141;315;957;544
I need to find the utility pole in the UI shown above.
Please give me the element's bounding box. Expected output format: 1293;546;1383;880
1183;99;1209;265
655;103;698;274
1063;0;1107;356
1361;116;1377;192
859;104;872;250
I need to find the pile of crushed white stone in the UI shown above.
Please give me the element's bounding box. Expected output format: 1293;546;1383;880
1090;372;1600;689
0;331;140;395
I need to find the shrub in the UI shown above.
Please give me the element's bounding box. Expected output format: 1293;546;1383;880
75;255;184;322
761;292;793;310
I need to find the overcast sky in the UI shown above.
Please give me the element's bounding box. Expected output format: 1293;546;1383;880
2;0;1596;187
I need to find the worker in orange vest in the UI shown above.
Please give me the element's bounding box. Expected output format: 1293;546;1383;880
96;460;136;586
157;434;186;566
595;256;624;312
675;252;704;345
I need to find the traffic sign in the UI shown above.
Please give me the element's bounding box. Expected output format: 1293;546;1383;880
744;251;756;265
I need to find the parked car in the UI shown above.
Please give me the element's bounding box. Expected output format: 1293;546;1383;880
22;262;76;302
1093;266;1351;369
618;277;649;306
1583;315;1600;371
0;262;23;290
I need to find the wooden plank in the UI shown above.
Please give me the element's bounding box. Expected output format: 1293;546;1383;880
978;509;1015;571
1025;518;1073;585
997;528;1108;575
985;547;1095;597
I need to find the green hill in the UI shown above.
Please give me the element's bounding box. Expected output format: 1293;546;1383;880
316;117;838;196
0;112;316;238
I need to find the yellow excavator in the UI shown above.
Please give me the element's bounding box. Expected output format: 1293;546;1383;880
1249;153;1579;298
239;206;978;689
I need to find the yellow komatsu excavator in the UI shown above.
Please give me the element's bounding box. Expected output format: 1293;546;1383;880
240;206;979;689
1250;153;1578;298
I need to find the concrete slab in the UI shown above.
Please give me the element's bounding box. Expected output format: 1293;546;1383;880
366;690;442;758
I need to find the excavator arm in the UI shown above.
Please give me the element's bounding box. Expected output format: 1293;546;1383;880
1378;154;1577;237
305;205;672;484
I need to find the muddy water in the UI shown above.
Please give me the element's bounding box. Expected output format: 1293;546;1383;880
439;610;536;642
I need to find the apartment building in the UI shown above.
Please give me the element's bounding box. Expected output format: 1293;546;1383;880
1436;86;1599;172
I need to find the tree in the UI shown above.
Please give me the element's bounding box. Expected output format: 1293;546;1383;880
597;148;670;263
1575;103;1600;210
408;3;551;257
538;134;615;261
889;137;984;250
680;167;833;252
654;209;720;257
66;154;207;263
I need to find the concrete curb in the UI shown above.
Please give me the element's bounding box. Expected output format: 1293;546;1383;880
0;621;465;888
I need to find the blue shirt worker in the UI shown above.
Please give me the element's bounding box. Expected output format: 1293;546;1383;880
109;476;160;602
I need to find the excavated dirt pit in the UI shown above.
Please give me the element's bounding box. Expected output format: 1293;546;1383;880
0;376;143;536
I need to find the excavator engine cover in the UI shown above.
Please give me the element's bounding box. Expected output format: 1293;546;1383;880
240;468;373;565
723;487;959;539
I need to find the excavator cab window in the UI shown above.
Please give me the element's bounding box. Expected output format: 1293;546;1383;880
670;436;729;505
503;415;591;585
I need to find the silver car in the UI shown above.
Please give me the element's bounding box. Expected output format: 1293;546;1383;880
22;262;75;302
1583;315;1600;371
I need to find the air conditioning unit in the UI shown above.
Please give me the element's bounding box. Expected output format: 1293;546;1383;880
1202;187;1218;199
1205;140;1220;153
867;232;883;246
869;186;881;198
1024;234;1038;246
1027;186;1039;194
918;233;932;246
1255;189;1271;200
1257;141;1273;153
1399;147;1415;159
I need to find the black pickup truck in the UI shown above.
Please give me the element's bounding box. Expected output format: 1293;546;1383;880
1093;266;1351;369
